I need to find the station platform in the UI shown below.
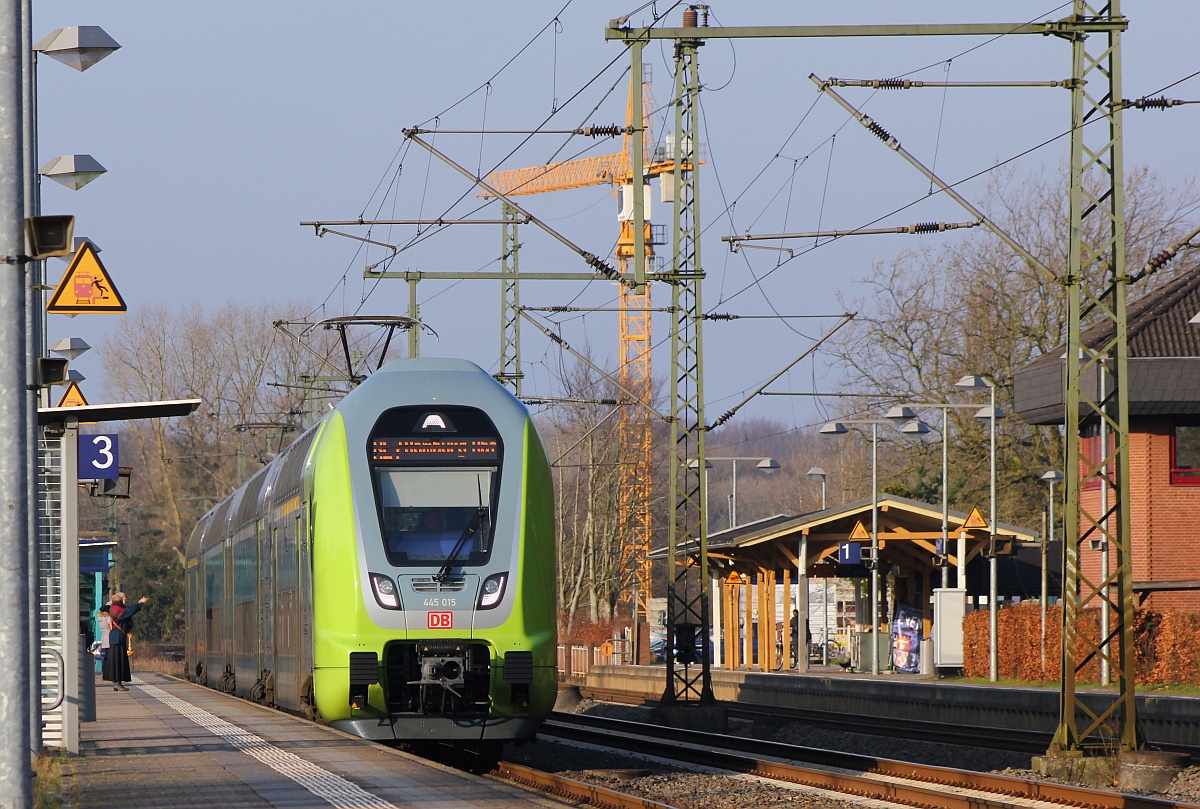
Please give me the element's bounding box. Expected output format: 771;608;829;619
581;664;1199;749
64;672;562;809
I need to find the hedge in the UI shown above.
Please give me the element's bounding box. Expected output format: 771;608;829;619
961;604;1200;684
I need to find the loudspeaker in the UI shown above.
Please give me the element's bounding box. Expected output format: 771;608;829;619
25;215;75;259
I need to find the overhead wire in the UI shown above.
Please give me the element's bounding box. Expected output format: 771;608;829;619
419;0;576;128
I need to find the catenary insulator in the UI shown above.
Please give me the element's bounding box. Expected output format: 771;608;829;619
912;222;942;234
1146;247;1176;271
581;124;622;138
1135;96;1174;110
683;7;698;27
878;78;910;90
867;119;894;144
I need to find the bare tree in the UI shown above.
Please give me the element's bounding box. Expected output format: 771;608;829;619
830;167;1200;528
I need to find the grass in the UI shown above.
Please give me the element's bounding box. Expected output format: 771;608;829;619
132;654;187;677
33;753;61;809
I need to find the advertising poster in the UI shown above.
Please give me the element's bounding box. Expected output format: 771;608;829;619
892;603;922;673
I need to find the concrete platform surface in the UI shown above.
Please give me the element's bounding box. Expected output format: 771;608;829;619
64;672;564;809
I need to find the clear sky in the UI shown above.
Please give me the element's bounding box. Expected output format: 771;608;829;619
34;2;1200;432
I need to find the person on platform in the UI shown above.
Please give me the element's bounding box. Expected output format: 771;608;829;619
102;592;148;691
96;609;112;664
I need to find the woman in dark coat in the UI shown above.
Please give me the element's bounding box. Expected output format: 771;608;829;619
102;592;148;690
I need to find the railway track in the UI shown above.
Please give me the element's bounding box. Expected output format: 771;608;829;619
525;712;1200;809
576;685;1200;759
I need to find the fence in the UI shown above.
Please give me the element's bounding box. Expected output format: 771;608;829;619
557;638;631;681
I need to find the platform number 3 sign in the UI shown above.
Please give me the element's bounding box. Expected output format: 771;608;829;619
79;434;119;479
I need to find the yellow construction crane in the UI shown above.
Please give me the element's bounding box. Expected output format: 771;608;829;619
483;75;676;631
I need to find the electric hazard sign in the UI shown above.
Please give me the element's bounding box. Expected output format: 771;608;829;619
46;242;127;314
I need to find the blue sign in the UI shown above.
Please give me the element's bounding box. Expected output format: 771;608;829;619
837;542;862;565
79;434;119;479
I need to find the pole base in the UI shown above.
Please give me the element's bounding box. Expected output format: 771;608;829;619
1117;751;1189;793
652;702;728;734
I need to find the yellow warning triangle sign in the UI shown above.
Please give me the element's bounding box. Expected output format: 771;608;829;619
962;506;989;530
849;520;871;540
56;382;89;408
46;242;127;314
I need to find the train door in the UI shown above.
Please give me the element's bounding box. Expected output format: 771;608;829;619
186;560;202;676
297;509;313;688
223;537;234;680
233;531;257;698
203;546;223;684
257;518;274;700
274;519;300;710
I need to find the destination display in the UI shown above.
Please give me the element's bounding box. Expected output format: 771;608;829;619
371;437;499;462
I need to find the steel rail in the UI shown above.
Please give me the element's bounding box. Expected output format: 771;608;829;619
494;762;678;809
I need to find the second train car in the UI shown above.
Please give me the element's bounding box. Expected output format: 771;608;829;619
184;358;557;744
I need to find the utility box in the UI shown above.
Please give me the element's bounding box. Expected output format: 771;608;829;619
933;588;967;668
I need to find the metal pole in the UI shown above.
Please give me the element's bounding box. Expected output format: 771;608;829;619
1099;365;1110;686
871;423;879;675
407;278;419;358
940;408;949;588
20;0;41;757
820;472;828;666
0;0;34;803
1042;483;1052;673
989;384;998;682
730;460;737;529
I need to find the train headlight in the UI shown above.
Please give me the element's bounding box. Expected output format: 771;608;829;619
370;573;402;609
477;572;507;609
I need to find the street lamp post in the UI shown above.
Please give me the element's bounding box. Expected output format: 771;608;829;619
888;402;991;589
821;413;928;674
24;22;120;762
956;375;1006;682
807;467;826;510
704;456;780;530
1040;470;1063;673
806;467;827;663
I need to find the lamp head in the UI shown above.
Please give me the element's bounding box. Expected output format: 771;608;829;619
819;421;847;435
956;374;993;390
901;419;931;434
686;459;713;469
1041;470;1064;483
34;26;121;72
806;466;826;479
974;405;1007;421
884;405;918;421
756;458;780;471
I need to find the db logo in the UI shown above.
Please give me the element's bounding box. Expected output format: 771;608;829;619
427;611;454;629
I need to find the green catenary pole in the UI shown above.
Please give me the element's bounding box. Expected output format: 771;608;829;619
1051;0;1138;755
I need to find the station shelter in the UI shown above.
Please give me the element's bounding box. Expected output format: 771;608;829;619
696;494;1039;673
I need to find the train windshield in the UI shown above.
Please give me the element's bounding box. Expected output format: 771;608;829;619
368;405;503;568
374;467;496;566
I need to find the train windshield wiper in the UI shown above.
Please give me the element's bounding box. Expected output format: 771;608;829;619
433;506;487;582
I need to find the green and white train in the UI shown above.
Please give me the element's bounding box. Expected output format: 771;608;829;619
184;358;557;745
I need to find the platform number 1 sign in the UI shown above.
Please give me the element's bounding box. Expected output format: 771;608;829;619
79;434;119;479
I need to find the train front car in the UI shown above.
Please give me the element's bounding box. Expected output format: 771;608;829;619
312;359;557;743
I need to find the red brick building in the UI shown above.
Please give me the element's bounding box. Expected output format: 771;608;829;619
1014;271;1200;610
